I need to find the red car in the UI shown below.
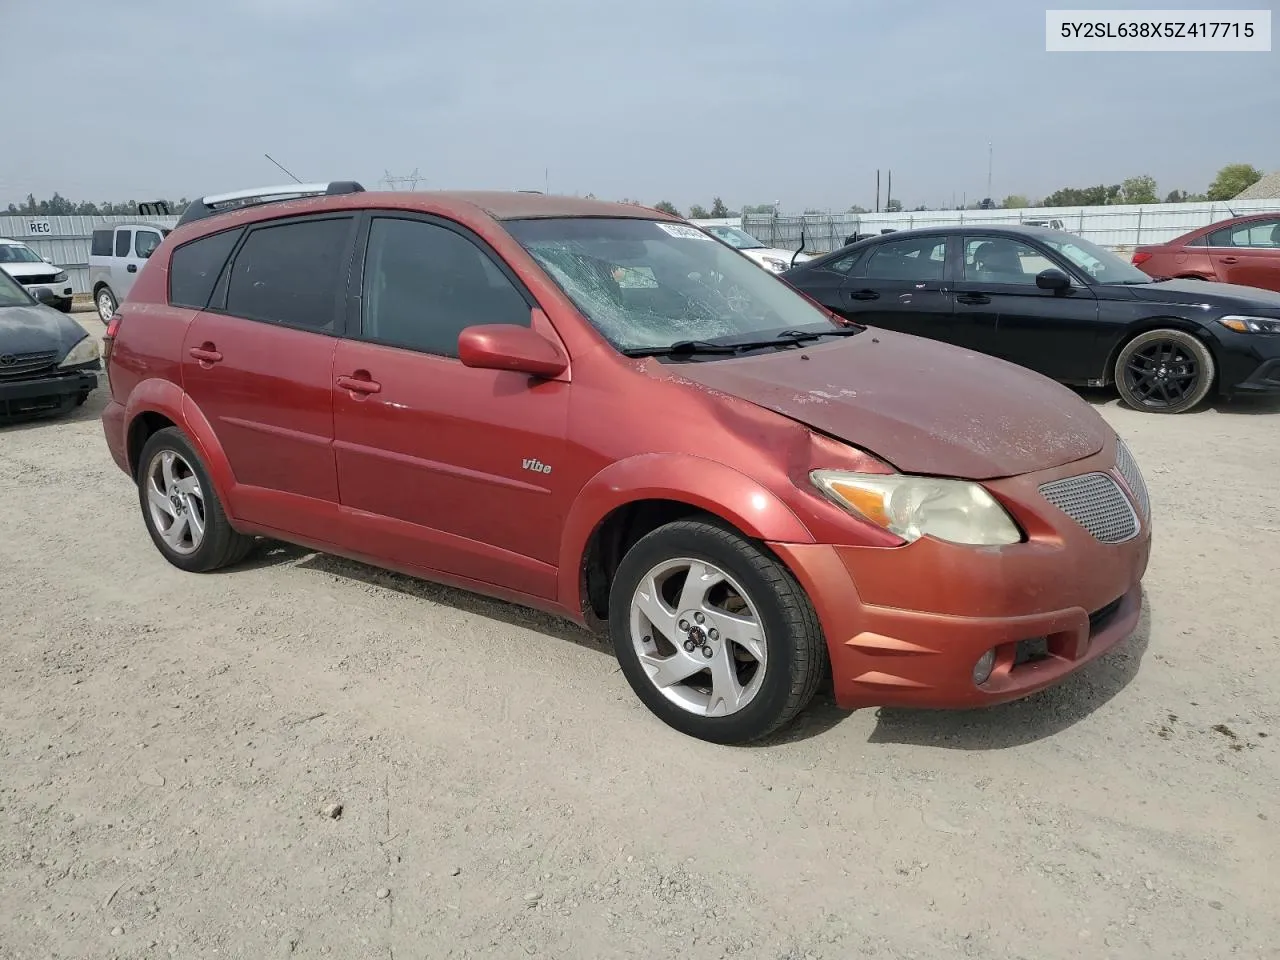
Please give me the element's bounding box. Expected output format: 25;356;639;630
102;183;1151;744
1133;213;1280;292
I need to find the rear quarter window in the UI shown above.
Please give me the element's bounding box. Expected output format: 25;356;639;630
169;228;244;310
91;230;113;257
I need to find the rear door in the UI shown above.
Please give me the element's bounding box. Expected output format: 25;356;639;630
1206;218;1280;293
951;234;1100;382
331;212;570;600
180;214;357;539
111;228;137;299
836;234;961;345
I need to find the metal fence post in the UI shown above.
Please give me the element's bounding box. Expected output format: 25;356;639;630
1079;209;1085;233
1135;208;1143;247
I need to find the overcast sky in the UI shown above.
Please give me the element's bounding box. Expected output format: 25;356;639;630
4;0;1276;212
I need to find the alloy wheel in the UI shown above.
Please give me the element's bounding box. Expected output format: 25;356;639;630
96;289;116;323
144;449;207;556
628;557;768;718
1122;339;1201;410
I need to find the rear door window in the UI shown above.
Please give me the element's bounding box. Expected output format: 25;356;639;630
114;229;133;258
169;228;244;310
863;236;947;281
223;216;354;332
91;230;113;257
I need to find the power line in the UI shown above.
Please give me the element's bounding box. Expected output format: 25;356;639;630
380;169;423;191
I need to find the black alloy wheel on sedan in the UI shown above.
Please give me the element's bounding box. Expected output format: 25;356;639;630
781;226;1280;414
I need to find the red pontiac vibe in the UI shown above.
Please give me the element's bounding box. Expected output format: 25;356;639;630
101;183;1151;744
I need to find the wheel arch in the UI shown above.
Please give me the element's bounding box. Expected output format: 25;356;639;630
559;454;816;625
122;379;238;514
1101;317;1221;388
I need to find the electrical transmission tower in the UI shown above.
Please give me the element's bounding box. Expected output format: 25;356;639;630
380;169;423;191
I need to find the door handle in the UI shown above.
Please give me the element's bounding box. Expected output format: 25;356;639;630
336;372;382;395
126;264;138;273
957;294;991;305
1219;256;1239;264
188;344;222;364
847;289;880;301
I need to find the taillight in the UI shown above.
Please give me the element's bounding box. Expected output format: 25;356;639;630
102;314;121;369
1131;251;1153;266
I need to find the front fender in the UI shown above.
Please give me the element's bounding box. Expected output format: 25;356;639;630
556;453;815;612
123;379;237;516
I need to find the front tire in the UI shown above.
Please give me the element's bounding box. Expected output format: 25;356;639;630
1114;328;1215;414
55;300;74;314
608;519;826;744
137;427;253;572
95;286;117;324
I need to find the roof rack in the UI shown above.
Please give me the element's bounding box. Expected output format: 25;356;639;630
176;181;365;227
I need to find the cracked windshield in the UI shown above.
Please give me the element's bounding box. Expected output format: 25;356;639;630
505;217;841;352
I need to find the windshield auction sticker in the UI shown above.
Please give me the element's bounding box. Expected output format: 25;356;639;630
655;223;714;240
1046;9;1271;51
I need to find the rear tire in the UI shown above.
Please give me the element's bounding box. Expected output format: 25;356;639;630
95;287;117;324
1114;328;1215;414
608;519;826;745
137;427;253;572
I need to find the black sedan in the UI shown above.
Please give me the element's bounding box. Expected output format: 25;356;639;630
781;225;1280;413
0;269;100;422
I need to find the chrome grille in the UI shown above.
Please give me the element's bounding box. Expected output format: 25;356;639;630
1039;472;1139;544
1114;439;1150;519
0;350;58;380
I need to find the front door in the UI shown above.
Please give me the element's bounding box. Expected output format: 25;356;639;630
181;213;357;539
332;213;570;600
951;234;1100;383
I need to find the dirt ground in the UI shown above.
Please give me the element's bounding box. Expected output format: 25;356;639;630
2;314;1277;960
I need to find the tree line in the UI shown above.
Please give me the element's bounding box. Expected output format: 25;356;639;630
5;193;190;217
7;164;1266;223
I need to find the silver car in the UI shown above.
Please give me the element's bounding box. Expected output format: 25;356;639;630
88;221;171;323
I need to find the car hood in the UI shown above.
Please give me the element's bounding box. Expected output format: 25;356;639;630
1;261;61;278
665;329;1109;480
0;302;87;356
1116;278;1280;312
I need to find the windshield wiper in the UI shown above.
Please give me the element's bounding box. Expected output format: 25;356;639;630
621;339;740;358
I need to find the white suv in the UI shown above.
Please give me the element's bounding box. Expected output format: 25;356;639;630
0;238;74;312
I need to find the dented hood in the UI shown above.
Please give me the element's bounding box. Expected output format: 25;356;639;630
667;330;1108;480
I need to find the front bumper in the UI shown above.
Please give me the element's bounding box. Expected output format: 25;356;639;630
0;367;98;421
17;278;75;308
771;440;1151;710
1216;330;1280;396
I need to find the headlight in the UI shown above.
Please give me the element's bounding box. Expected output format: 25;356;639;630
58;335;101;368
53;271;69;283
761;257;788;272
1218;315;1280;335
811;470;1022;546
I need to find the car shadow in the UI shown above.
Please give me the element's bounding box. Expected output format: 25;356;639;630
225;539;1151;747
866;599;1152;750
1077;386;1280;416
229;539;611;657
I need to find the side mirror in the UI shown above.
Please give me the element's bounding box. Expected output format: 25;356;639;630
1036;268;1071;291
458;324;568;379
42;256;54;264
33;287;58;305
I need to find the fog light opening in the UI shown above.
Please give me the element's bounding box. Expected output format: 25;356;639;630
972;648;997;686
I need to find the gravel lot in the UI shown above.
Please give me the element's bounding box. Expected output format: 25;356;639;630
2;315;1278;960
